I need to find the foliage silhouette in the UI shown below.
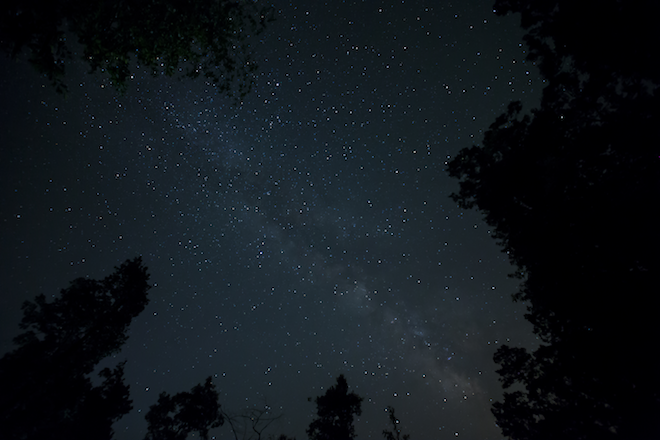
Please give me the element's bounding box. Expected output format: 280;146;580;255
0;257;151;440
307;374;363;440
447;1;660;439
382;406;410;440
144;376;224;440
0;0;273;95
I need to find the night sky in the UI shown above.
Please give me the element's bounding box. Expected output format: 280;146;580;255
1;1;542;439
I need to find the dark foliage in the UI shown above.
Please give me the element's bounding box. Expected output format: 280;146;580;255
0;0;273;95
0;257;151;440
493;0;660;83
307;374;363;440
447;1;660;438
144;376;224;440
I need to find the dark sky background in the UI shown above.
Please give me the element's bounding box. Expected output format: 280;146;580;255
1;1;543;439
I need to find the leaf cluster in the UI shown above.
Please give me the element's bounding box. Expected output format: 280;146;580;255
1;0;273;95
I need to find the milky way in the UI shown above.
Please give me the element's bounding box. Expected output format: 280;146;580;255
1;1;541;438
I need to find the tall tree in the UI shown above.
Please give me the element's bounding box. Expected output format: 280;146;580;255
0;257;151;440
447;1;660;439
0;0;273;95
144;376;224;440
307;374;363;440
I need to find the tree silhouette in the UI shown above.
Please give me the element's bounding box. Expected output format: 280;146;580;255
0;257;151;440
447;1;660;438
307;374;363;440
382;406;410;440
144;376;224;440
0;0;273;95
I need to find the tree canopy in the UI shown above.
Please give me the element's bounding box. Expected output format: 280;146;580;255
0;257;151;440
145;376;224;440
0;0;273;94
307;374;363;440
447;1;660;438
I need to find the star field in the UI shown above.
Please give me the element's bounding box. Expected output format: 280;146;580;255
1;1;541;439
